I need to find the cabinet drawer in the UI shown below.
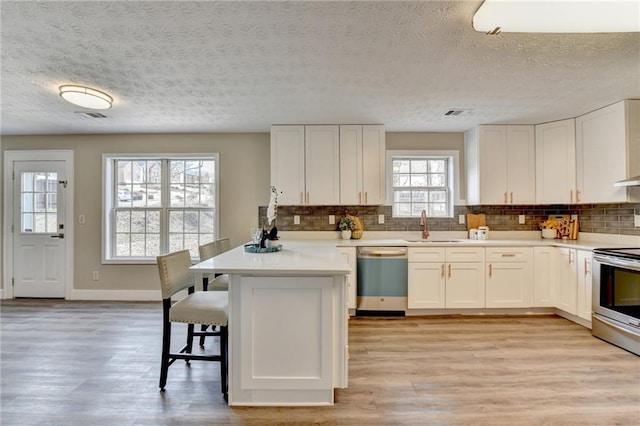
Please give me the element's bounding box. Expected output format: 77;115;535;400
445;247;484;263
408;247;445;263
485;247;532;262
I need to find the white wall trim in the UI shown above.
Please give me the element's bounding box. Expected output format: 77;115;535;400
3;150;74;300
69;289;161;301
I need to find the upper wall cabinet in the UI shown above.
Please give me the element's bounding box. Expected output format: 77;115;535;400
270;125;340;205
465;125;535;205
339;125;386;205
576;100;640;203
535;118;577;204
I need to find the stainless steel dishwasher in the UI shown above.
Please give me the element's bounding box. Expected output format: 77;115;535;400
356;246;408;315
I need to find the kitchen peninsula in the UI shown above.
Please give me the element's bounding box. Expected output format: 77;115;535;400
190;242;351;406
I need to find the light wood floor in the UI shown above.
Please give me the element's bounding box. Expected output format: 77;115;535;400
1;300;639;425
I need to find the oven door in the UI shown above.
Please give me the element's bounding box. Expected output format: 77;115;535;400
592;254;640;329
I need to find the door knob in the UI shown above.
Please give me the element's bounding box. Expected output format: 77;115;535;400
51;233;65;239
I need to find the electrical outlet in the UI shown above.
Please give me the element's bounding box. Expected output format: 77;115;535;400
459;214;465;225
329;215;335;225
294;215;300;225
518;214;525;224
635;214;640;228
378;214;385;224
92;271;99;281
79;214;86;224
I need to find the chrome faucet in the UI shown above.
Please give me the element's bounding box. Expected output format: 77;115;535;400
420;209;429;239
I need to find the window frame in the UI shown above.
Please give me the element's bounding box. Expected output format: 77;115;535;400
102;153;219;264
386;150;462;218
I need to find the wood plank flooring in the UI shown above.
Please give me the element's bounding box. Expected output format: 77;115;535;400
1;300;639;425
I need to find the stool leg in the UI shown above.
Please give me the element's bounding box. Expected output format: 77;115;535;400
159;300;171;391
220;325;228;396
186;323;195;360
199;276;209;348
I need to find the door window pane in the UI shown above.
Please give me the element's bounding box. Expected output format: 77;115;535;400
21;171;57;233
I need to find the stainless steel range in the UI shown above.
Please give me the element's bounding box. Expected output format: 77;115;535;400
592;248;640;356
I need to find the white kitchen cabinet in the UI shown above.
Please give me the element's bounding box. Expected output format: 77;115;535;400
576;250;593;322
305;125;340;205
408;247;484;309
576;100;640;203
338;247;357;310
465;125;535;205
535;119;577;204
270;125;340;205
408;248;445;308
533;246;556;307
556;247;578;315
485;247;533;308
270;125;306;205
339;125;386;205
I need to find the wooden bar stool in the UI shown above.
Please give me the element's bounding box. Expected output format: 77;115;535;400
156;250;228;400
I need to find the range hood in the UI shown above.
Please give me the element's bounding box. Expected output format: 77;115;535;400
614;176;640;187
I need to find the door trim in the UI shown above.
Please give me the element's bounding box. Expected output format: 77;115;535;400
3;150;74;299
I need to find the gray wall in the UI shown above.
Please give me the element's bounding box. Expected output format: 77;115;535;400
1;133;270;293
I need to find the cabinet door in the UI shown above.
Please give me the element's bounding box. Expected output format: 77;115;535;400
270;125;305;205
478;126;508;204
339;125;363;205
535;119;577;204
576;101;630;203
445;262;485;308
556;248;578;315
533;247;556;307
305;125;340;205
338;247;357;310
408;263;445;308
361;125;386;205
576;250;593;322
506;126;536;204
485;261;532;308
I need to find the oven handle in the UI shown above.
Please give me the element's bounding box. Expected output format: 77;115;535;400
593;254;640;272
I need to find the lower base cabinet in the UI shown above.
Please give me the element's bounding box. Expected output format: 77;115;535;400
408;247;484;309
485;248;533;308
576;250;593;322
556;248;578;315
533;247;556;307
338;247;357;310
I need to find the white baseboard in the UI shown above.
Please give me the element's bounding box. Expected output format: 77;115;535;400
69;289;161;301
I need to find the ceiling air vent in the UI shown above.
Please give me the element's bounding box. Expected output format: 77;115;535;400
444;109;472;116
75;111;108;119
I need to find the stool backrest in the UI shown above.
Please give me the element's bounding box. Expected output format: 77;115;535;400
157;250;194;299
216;237;231;254
198;241;220;262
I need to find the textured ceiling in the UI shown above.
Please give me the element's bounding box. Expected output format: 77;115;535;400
1;1;639;135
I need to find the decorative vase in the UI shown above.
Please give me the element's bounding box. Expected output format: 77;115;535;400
341;230;352;240
541;228;557;239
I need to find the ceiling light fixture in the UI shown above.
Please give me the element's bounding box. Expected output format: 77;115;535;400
59;85;113;109
473;0;640;34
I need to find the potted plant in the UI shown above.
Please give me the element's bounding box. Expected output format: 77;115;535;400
338;217;355;239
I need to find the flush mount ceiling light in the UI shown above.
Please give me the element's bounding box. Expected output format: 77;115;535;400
59;85;113;109
473;0;640;34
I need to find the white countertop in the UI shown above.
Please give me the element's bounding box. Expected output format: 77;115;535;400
190;241;351;276
277;231;640;251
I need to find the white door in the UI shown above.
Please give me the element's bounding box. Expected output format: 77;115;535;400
12;160;67;297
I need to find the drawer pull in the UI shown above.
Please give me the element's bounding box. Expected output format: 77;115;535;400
488;264;493;278
501;253;516;257
441;264;445;278
447;264;452;278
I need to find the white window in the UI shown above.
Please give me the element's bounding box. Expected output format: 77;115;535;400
103;154;218;263
387;151;459;218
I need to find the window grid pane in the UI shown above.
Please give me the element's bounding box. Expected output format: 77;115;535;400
111;157;217;260
21;171;58;233
392;157;450;218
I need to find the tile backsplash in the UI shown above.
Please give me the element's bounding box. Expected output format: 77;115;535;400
258;203;640;236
